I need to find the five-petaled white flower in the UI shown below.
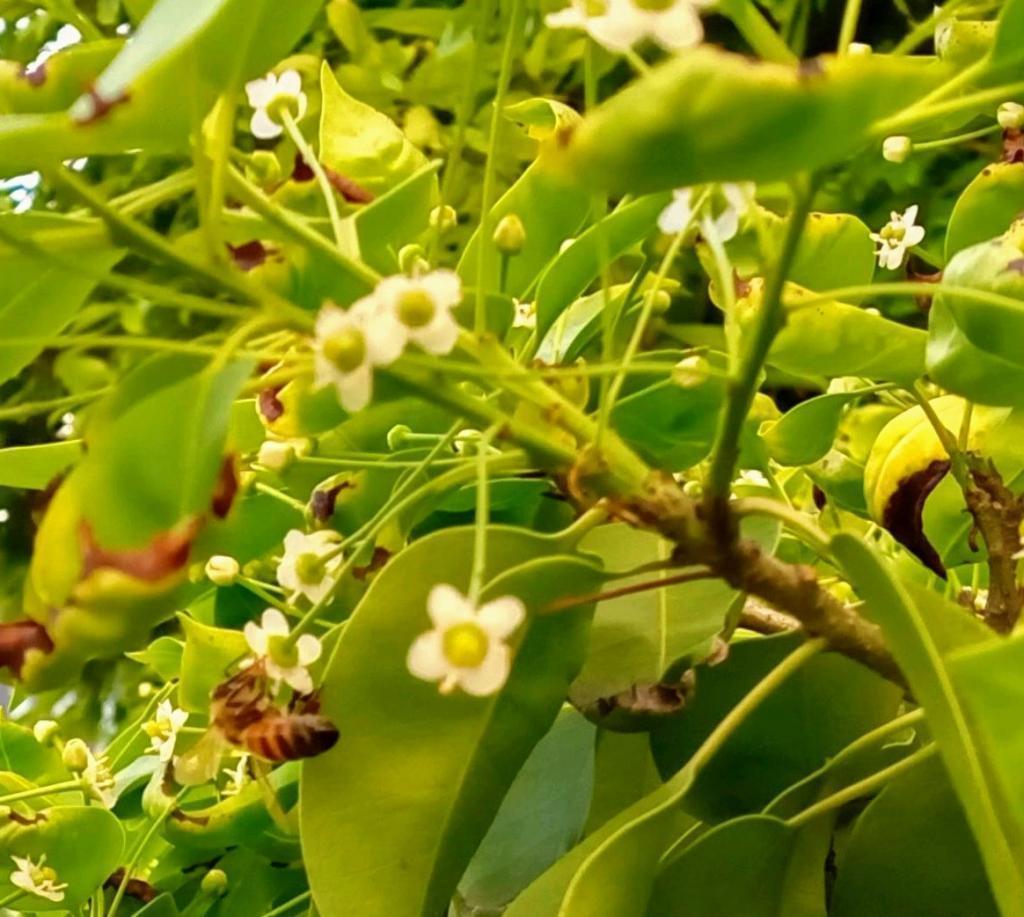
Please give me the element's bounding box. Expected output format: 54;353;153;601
245;69;308;140
244;608;323;695
82;748;117;808
313;299;405;412
512;299;537;330
407;585;525;696
10;854;67;903
276;529;345;605
375;270;463;356
142;700;189;763
222;753;250;796
870;205;925;270
546;0;710;53
658;183;752;240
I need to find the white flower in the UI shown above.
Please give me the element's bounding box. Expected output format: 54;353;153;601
276;529;344;605
546;0;710;53
66;742;117;808
375;270;463;356
10;855;66;903
142;700;189;763
736;469;770;488
658;183;751;240
244;609;323;695
221;754;250;796
882;135;912;163
512;299;537;330
245;69;308;140
205;554;240;587
672;354;708;388
313;299;405;413
870;205;925;271
407;585;525;696
257;439;296;472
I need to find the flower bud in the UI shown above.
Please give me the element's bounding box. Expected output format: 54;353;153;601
429;205;458;234
257;439;295;472
672;355;709;389
201;869;229;897
62;738;91;773
386;424;411;451
847;42;872;56
493;213;526;255
882;135;912;163
651;289;672;312
33;720;59;745
998;102;1024;130
138;682;156;699
246;150;282;187
398;244;429;276
206;555;240;587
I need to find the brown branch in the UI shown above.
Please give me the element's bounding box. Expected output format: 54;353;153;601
738;597;801;635
542;568;714;613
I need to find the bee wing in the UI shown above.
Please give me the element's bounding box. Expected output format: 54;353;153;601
251;758;294;835
173;729;229;787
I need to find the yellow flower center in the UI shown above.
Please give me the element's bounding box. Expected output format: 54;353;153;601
442;622;489;668
38;866;58;884
267;634;300;669
397;289;436;328
633;0;675;11
142;718;171;739
295;551;327;585
264;92;302;124
879;223;905;243
322;327;367;373
582;0;609;14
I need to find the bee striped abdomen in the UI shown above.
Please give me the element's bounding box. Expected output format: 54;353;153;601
242;712;340;762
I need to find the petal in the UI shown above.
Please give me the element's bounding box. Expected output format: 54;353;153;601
244;620;268;655
337;363;373;413
586;12;644;51
261;608;290;637
457;644;511;696
905;226;926;247
296;633;323;666
406;631;450;681
171;709;189;730
283;666;313;695
651;1;704;50
903;204;919;224
658;196;691;235
373;275;412;314
250;109;282;140
721;183;750;216
277;69;302;97
477;596;526;639
363;309;408;366
411;313;460;355
10;872;33;893
545;6;587;29
296;92;309;121
315;304;349;339
277;558;299;592
283;529;307;555
427;583;475;629
420;270;463;311
245;77;273;107
712;205;740;242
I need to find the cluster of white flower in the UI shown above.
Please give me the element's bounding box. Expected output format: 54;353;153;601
547;0;711;53
10;854;66;903
245;70;307;140
658;183;752;240
142;699;189;763
244;608;323;695
314;270;463;412
870;205;925;271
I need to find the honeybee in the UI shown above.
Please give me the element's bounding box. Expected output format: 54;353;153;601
174;660;339;787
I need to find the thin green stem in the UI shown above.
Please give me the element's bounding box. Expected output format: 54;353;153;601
0;779;83;805
722;0;798;63
837;0;863;52
468;427;498;604
474;0;524;332
787;743;937;828
910;382;969;488
261;892;313;917
875;79;1024;137
731;496;831;556
706;177;816;503
253;482;307;515
914;123;1002;151
0;389;107;422
790;281;1024;315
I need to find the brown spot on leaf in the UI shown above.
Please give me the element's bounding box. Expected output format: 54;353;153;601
1003;129;1024;164
797;58;826;80
105;870;157;904
226;240;275;272
5;809;47;826
80;518;201;581
881;458;950;577
1006;258;1024;275
309;483;350;523
0;620;54;677
291;152;315;183
575;673;696;732
211;456;239;519
73;85;130;125
323;166;374;204
258;386;285;422
353;546;390;581
19;63;46;86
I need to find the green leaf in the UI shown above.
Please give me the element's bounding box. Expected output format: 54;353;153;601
0;441;82;490
831;755;998;917
741;280;927;384
552;48;944;193
79;354;252;548
458;708;596;910
177;614;248;713
761;392;862;467
650;633;901;822
0;806;123;911
319;62;429;197
570;523;741;728
301;527;602;917
126;635;184;681
991;0;1024;65
0;213;122;386
504;97;582;140
458;161;592;300
830;533;1024;914
946;162;1024;260
0;723;66;786
0;41;121;114
647;815;825;917
534;194;670;342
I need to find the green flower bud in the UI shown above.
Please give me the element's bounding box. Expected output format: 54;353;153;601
493;213;527;255
206;555;240;587
201;869;229;897
387;424;412;451
33;720;60;745
998;102;1024;131
63;738;90;773
882;135;912;163
398;244;429;276
247;150;282;186
429;205;458;234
